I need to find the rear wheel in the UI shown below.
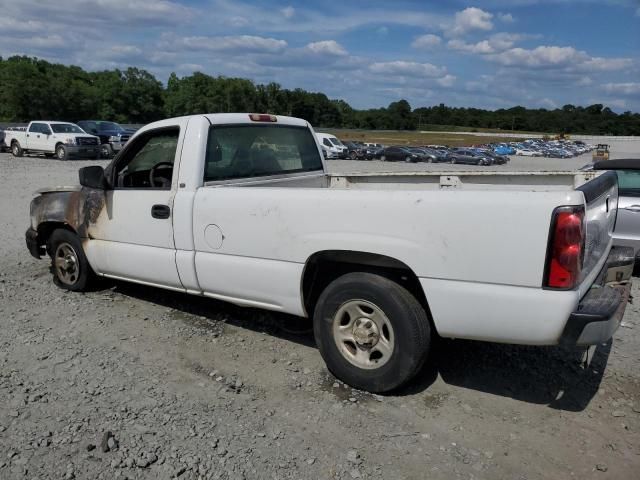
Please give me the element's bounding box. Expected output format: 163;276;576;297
47;229;96;291
350;151;357;160
56;144;68;161
313;272;431;393
12;142;23;157
380;155;386;162
405;156;412;163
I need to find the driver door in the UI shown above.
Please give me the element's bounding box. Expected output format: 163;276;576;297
88;123;186;289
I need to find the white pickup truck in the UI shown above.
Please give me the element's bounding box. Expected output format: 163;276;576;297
6;121;100;160
25;113;633;392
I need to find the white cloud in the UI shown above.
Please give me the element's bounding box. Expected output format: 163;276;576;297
170;35;288;54
602;82;640;96
498;13;515;23
305;40;348;56
488;45;633;72
437;74;457;87
3;0;192;26
447;33;522;54
411;34;442;49
450;7;494;36
539;98;557;109
281;6;295;19
377;26;389;36
369;61;446;78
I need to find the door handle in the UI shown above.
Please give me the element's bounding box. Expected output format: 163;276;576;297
623;205;640;213
151;204;170;219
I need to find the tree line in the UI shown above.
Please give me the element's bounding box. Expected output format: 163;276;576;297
1;56;639;135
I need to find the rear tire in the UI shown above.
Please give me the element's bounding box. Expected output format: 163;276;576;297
313;272;431;393
380;155;386;162
47;229;96;292
12;142;23;157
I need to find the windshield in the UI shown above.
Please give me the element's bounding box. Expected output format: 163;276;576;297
329;137;343;147
97;121;124;132
51;123;84;134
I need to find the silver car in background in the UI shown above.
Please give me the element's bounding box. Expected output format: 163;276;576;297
593;159;640;262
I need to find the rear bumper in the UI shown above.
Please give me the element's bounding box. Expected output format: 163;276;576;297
559;246;634;346
26;227;42;259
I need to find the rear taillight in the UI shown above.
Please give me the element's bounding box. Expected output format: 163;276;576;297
544;206;585;289
249;114;277;122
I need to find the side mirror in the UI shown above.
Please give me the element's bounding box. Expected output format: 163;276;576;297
79;166;106;189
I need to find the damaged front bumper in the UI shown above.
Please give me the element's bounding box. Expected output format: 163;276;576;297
26;227;43;259
559;246;634;346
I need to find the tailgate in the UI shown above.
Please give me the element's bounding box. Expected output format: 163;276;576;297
577;171;618;283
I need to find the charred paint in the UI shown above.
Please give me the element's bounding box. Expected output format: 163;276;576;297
31;187;106;240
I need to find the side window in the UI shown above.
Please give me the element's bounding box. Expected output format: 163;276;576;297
113;127;179;189
617;171;640;197
204;125;323;183
323;138;332;147
41;124;52;135
29;123;43;133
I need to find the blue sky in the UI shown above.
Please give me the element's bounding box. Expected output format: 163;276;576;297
1;0;638;111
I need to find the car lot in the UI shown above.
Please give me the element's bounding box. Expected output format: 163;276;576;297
1;149;639;479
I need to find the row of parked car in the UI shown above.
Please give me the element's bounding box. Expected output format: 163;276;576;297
316;133;596;165
0;120;136;160
318;135;509;166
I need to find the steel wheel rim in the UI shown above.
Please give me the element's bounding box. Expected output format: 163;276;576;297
332;299;395;370
57;147;65;159
54;242;79;286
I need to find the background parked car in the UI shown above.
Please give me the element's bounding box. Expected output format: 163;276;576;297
451;148;493;165
379;146;421;162
342;141;365;160
316;133;348;159
77;120;135;159
593;159;640;263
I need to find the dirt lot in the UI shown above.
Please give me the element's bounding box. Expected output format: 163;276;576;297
1;149;639;480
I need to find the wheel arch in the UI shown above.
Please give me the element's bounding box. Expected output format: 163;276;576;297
301;250;434;328
37;221;77;254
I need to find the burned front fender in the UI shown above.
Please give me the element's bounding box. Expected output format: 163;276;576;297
29;187;107;251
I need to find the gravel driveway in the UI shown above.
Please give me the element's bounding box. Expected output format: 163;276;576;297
1;151;638;479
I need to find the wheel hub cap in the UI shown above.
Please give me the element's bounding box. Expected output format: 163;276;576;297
332;299;395;370
352;318;379;347
54;243;79;285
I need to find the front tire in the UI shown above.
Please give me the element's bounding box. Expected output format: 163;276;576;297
380;155;386;162
313;272;431;393
56;144;68;161
100;144;114;159
47;229;96;291
12;142;23;157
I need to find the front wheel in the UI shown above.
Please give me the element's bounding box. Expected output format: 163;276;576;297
47;229;96;291
56;145;68;161
100;144;114;159
313;272;431;393
405;156;412;163
380;155;386;162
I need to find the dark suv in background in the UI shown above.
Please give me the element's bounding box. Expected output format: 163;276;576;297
77;120;136;158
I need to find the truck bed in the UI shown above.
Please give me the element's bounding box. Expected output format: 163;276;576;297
226;169;603;192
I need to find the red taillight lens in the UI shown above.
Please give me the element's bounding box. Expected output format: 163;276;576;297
544;207;585;289
249;114;277;122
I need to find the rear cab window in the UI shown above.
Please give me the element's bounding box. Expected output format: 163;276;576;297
204;125;323;183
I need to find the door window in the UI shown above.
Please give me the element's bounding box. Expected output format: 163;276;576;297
113;127;179;189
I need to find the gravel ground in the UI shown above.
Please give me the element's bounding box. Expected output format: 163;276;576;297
1;148;639;480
